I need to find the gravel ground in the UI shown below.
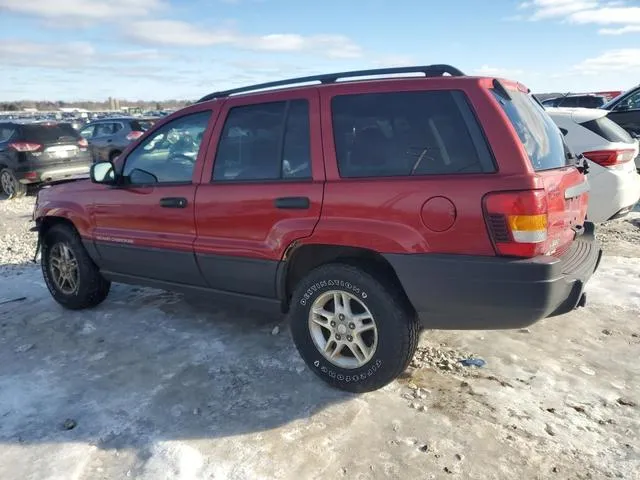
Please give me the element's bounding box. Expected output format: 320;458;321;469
1;195;639;480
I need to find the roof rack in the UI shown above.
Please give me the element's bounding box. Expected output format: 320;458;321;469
197;64;465;102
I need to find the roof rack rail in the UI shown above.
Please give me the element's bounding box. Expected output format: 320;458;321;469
197;64;465;102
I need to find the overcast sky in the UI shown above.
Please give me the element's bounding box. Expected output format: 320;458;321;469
1;0;639;101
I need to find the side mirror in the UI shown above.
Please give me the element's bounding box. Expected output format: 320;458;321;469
90;161;116;184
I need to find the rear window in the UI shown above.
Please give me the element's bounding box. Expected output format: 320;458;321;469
331;90;495;178
492;90;569;171
131;120;156;131
20;123;80;144
580;117;634;143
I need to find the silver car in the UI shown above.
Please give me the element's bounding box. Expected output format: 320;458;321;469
79;117;157;162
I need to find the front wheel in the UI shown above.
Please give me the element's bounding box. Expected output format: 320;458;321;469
289;263;418;393
41;224;111;310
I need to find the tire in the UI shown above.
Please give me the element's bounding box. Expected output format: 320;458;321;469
0;168;27;198
41;224;111;310
289;263;418;393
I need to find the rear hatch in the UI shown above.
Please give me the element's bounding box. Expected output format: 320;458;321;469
19;123;91;166
489;87;588;257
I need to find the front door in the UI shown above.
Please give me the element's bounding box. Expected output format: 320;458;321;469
91;110;214;286
194;90;324;298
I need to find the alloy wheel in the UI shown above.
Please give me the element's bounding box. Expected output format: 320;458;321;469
308;290;378;369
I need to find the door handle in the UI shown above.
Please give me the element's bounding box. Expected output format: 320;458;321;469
274;196;310;209
160;197;188;208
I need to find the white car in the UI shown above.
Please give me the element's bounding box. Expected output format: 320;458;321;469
547;107;640;222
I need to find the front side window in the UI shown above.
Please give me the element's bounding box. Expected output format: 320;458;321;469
213;99;311;181
331;90;495;178
122;111;211;185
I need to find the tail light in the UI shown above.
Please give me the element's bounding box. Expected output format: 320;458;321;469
24;172;38;180
484;190;549;258
126;131;144;141
9;142;42;152
582;149;635;167
78;138;88;148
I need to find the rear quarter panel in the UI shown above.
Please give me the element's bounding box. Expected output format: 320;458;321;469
306;78;537;255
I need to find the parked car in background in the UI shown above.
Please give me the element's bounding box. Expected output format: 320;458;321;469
542;93;608;109
547;107;640;222
601;84;640;138
0;121;91;197
79;117;157;162
33;65;601;392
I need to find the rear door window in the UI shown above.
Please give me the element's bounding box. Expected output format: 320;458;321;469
212;100;311;181
492;90;570;171
131;120;156;131
580;117;634;143
20;123;80;144
331;90;495;178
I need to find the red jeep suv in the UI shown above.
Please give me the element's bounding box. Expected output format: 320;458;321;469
33;65;602;392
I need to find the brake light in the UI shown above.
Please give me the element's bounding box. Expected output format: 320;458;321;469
484;190;549;258
78;138;88;148
582;149;635;167
9;142;42;152
24;171;38;180
126;131;144;141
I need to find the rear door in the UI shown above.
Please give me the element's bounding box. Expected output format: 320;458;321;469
91;109;215;285
193;90;324;298
492;88;588;253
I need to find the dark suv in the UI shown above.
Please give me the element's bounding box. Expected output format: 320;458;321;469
0;122;91;197
33;65;601;392
541;94;607;108
79;117;157;163
601;84;640;137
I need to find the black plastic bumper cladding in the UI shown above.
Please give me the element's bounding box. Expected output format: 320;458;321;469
385;222;602;330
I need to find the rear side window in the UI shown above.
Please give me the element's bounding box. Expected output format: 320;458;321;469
331;91;495;178
213;99;311;181
580;117;633;143
492;90;569;171
0;126;15;142
20;123;80;144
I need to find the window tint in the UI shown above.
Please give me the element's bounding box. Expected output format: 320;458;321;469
580;117;634;143
492;90;569;171
123;111;211;184
619;90;640;110
580;96;605;108
21;124;79;144
113;123;124;133
80;125;95;139
331;91;494;178
559;96;579;108
95;123;115;137
213;100;311;181
0;126;15;142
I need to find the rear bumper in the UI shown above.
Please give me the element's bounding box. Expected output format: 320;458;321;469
16;162;91;184
385;222;602;330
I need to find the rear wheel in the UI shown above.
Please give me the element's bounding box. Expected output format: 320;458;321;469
289;263;418;393
41;224;111;310
0;168;27;198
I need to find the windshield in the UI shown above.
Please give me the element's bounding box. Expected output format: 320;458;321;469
21;123;80;144
602;87;638;110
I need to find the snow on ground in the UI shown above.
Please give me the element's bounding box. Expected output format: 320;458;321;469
1;196;639;480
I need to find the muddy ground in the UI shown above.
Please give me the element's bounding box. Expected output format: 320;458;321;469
1;196;639;480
